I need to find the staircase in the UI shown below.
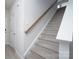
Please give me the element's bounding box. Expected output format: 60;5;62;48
25;7;66;59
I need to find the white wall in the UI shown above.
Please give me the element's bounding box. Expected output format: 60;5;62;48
10;0;25;57
56;0;73;41
24;0;56;30
5;9;10;45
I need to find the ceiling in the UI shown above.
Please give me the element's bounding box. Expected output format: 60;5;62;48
5;0;16;9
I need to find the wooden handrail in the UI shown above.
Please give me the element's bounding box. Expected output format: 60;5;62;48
24;0;57;33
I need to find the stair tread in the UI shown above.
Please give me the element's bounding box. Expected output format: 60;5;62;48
45;26;59;30
46;24;59;27
44;27;58;31
42;31;57;36
40;33;57;38
39;34;56;39
43;30;58;34
31;44;59;58
26;51;45;59
37;39;59;46
35;41;59;53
